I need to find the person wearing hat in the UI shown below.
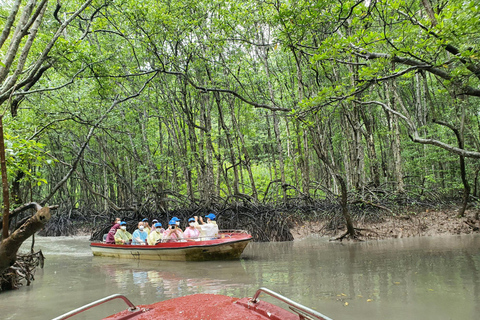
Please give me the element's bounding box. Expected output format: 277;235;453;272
172;216;181;227
132;221;148;245
195;213;219;239
163;219;184;241
105;217;121;244
150;219;164;233
147;222;163;245
141;218;151;234
183;218;200;240
114;221;132;244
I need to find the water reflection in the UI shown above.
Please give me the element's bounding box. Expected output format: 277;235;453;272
89;256;252;301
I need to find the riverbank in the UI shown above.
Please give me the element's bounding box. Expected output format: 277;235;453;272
291;208;480;240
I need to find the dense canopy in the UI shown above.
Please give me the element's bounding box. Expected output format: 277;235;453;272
0;0;479;238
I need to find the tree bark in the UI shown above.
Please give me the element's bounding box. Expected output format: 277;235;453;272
0;205;51;275
310;126;356;238
1;116;10;240
229;100;258;200
433;117;470;217
387;76;405;193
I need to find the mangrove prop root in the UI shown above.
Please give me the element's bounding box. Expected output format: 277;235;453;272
0;250;44;292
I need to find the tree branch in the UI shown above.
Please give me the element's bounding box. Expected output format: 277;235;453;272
358;100;480;158
39;72;158;206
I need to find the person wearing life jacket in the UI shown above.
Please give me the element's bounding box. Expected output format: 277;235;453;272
147;222;163;245
114;221;132;244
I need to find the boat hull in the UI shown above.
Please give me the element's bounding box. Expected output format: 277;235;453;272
90;231;252;261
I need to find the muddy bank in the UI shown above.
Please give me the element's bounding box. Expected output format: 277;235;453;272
291;208;480;240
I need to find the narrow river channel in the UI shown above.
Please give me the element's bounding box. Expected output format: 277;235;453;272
1;234;479;320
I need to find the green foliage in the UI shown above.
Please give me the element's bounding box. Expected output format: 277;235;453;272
3;132;55;186
1;0;478;213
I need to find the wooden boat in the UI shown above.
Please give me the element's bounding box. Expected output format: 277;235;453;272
53;287;333;320
90;230;252;261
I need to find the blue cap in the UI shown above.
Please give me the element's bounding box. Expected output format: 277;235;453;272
120;221;127;226
154;222;162;227
168;219;176;225
172;217;180;221
205;213;216;220
142;218;148;222
188;218;195;222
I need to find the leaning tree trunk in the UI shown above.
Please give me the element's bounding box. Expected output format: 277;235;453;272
0;204;51;275
433;117;470;217
1;115;10;241
310;127;357;239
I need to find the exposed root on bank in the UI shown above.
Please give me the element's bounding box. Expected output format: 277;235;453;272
0;250;44;292
464;220;479;231
330;228;366;242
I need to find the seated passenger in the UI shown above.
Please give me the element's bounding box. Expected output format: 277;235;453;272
183;218;200;240
163;219;184;241
105;217;121;244
114;221;132;244
197;213;219;239
151;219;165;233
132;222;148;245
172;216;181;227
147;222;163;245
141;218;151;234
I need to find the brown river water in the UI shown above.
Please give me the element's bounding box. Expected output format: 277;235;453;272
1;234;479;320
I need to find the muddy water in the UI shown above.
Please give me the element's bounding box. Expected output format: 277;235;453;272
1;235;479;320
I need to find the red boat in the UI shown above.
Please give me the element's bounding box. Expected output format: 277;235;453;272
90;230;252;261
53;287;333;320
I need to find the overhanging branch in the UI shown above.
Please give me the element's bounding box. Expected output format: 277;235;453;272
358;99;480;158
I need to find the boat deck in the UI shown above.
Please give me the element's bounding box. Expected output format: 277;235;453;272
103;294;300;320
53;288;333;320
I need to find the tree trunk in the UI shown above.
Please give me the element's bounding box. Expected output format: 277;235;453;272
229;100;258;200
1;115;10;240
387;76;405;193
432;113;470;217
310;126;356;238
0;205;51;275
214;92;239;195
360;109;381;187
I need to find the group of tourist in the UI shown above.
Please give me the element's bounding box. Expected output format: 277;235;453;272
104;214;219;245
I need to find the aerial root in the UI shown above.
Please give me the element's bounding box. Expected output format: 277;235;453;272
0;250;44;292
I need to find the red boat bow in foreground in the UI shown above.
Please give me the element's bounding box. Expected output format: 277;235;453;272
53;287;333;320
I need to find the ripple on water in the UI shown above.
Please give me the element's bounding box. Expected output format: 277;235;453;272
18;235;92;257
